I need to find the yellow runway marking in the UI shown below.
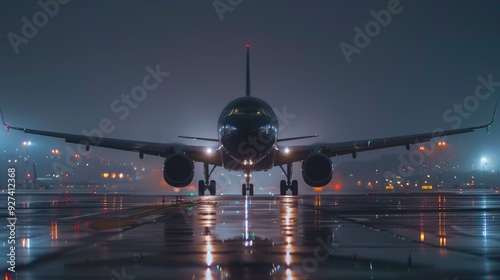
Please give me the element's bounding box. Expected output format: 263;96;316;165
91;201;200;230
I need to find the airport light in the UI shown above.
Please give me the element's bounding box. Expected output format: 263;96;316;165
21;141;33;187
481;157;487;172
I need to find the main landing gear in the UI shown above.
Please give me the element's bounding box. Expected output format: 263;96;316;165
279;163;298;196
199;163;216;196
242;169;254;196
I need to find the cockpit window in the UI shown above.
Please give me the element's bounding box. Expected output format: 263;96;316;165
226;107;271;117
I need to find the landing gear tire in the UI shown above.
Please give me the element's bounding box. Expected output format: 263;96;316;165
199;163;217;196
209;180;216;195
291;180;298;196
279;163;299;196
198;180;205;196
241;183;254;196
280;180;287;195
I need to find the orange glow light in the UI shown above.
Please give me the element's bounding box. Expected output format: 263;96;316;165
419;146;425;151
312;187;322;192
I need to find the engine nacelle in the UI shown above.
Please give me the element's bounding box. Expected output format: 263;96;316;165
301;153;332;187
163;153;194;187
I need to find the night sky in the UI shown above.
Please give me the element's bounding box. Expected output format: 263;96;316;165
1;1;500;191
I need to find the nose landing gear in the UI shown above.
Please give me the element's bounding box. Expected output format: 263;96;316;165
242;183;254;196
242;169;254;196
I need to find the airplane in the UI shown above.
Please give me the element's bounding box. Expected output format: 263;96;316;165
1;44;498;196
32;163;57;189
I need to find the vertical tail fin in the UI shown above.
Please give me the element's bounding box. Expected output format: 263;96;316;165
245;43;251;97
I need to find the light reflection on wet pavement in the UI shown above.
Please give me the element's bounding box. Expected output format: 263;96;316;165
1;192;499;279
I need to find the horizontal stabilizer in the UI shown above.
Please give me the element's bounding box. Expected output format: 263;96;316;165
178;136;219;142
277;135;319;142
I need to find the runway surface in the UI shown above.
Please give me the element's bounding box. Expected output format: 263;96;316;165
1;191;500;279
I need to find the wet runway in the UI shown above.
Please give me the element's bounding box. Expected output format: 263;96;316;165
2;191;500;279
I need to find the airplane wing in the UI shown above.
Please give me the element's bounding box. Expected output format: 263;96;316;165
0;109;221;166
274;103;497;166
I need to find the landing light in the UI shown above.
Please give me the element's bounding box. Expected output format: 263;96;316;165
284;147;290;154
206;148;213;155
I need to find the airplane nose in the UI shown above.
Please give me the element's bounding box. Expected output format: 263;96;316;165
220;117;276;160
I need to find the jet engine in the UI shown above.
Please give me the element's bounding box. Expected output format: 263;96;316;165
163;153;194;187
301;153;332;187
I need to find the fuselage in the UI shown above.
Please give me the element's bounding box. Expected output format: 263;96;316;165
217;96;278;171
